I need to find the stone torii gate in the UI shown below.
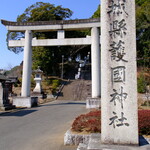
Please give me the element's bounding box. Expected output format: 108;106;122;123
1;18;101;107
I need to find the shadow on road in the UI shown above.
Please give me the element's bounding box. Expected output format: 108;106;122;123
0;109;37;117
40;101;86;107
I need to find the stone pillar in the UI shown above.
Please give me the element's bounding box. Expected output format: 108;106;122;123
21;30;32;97
57;30;65;39
101;0;138;145
91;27;101;98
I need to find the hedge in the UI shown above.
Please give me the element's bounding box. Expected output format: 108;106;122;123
72;110;150;135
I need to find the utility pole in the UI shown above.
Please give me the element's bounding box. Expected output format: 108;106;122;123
61;55;64;79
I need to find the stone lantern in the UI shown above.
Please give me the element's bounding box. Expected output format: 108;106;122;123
33;66;43;93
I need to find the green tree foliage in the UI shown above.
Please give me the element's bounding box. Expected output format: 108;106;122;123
7;2;73;75
7;2;73;54
137;73;147;93
7;2;90;76
135;0;148;6
136;0;150;66
91;5;100;18
17;2;72;22
92;1;150;67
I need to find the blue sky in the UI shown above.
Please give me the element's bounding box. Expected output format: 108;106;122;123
0;0;100;70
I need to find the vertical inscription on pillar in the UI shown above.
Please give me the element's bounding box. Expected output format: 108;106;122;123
101;0;138;145
108;0;128;129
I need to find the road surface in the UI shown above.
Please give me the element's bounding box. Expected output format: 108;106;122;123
0;100;87;150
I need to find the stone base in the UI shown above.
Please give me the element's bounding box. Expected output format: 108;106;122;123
86;97;101;109
87;134;150;150
13;97;38;108
64;129;90;146
77;134;150;150
77;143;87;150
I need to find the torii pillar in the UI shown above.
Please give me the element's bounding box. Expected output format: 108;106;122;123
91;27;101;98
13;30;35;108
21;30;32;97
86;27;101;109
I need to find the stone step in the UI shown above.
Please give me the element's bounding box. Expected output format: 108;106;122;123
58;80;91;101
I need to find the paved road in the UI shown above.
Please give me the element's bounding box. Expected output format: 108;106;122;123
0;100;88;150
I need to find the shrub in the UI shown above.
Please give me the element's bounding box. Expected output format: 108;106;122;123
71;110;101;133
18;77;22;87
72;110;150;135
138;110;150;135
31;76;36;87
52;79;60;88
45;79;52;86
51;79;60;94
137;74;147;93
141;101;150;106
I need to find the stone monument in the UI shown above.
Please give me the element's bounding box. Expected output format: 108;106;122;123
0;81;15;110
101;0;138;145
